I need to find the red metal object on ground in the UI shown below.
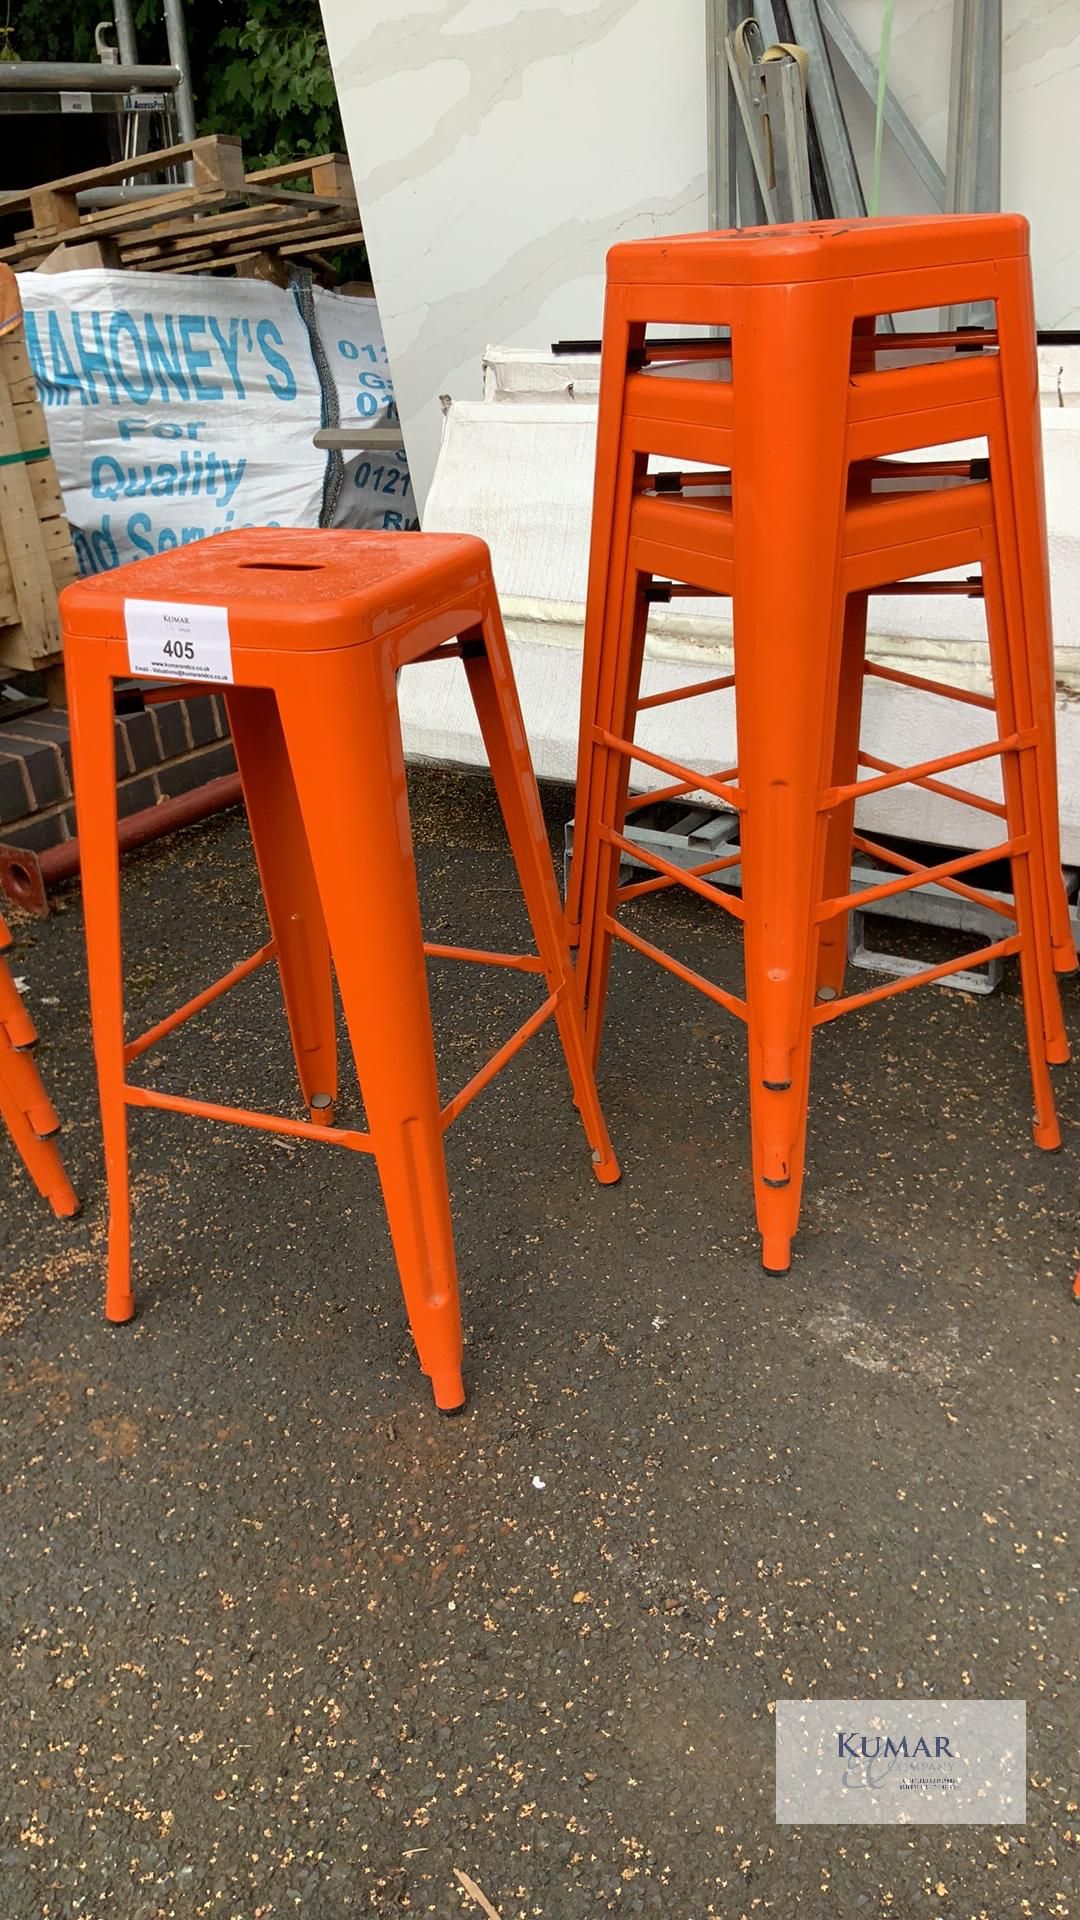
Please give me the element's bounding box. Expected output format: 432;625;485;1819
0;773;244;916
0;912;78;1216
567;213;1072;1277
60;527;619;1411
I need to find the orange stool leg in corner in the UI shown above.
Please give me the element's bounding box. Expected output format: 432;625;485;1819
993;254;1077;979
226;686;338;1124
276;645;466;1413
460;604;620;1184
565;294;646;947
981;419;1072;1060
0;922;78;1218
67;659;135;1322
815;591;870;1003
579;567;652;1070
981;535;1060;1151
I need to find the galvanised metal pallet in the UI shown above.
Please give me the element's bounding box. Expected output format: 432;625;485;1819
566;802;1080;997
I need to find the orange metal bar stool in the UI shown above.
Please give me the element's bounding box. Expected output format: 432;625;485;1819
566;215;1076;1004
567;215;1069;1276
0;913;78;1217
61;528;619;1412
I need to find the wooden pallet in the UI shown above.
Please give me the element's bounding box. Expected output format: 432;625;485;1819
0;278;77;676
0;137;362;279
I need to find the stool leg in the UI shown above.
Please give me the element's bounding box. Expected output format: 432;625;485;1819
993;264;1076;977
577;566;651;1070
276;651;465;1413
225;687;338;1123
983;423;1071;1064
816;591;869;1002
460;609;620;1185
987;430;1076;998
0;1008;78;1218
566;292;644;944
982;538;1061;1149
732;283;853;1274
569;464;649;987
67;663;134;1321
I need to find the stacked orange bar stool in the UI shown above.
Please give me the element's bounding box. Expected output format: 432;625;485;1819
1;912;78;1217
61;527;619;1411
567;214;1073;1277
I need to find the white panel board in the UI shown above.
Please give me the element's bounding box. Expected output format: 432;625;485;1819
413;390;1080;860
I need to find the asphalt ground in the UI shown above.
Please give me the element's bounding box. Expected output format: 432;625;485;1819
0;764;1077;1919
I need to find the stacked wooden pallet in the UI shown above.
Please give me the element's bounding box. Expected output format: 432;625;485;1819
0;135;362;283
0;270;78;676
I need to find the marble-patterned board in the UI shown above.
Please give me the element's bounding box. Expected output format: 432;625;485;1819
322;0;709;507
320;0;1080;510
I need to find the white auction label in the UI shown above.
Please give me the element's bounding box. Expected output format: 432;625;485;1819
124;599;234;684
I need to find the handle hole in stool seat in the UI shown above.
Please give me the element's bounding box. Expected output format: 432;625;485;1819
238;561;325;572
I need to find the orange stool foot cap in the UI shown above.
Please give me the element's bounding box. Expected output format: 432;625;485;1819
591;1149;622;1186
105;1296;136;1325
1033;1118;1062;1152
431;1369;466;1415
761;1237;792;1276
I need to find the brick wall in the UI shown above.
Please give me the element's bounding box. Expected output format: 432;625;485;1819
0;696;237;852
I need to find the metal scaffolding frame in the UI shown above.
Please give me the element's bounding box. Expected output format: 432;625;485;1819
0;1;194;175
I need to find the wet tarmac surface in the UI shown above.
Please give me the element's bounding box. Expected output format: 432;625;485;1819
1;766;1076;1918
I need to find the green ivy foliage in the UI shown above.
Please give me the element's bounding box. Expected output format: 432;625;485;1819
199;7;342;168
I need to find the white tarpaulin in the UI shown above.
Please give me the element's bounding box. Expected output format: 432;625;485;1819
17;271;413;572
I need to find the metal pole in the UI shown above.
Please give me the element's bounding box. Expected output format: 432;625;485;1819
762;55;815;222
708;0;764;227
944;0;1001;327
945;0;1001;214
0;774;244;919
817;0;946;205
112;0;138;68
785;0;867;216
706;0;736;228
111;0;145;159
72;185;191;207
0;62;180;90
727;18;777;222
161;0;196;145
713;0;765;226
